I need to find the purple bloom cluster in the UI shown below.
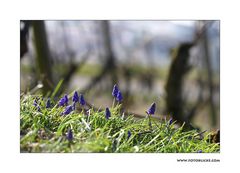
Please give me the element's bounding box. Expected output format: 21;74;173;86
127;130;131;139
72;91;79;103
168;118;173;125
79;94;86;106
70;91;86;109
46;98;51;108
112;84;123;102
64;95;68;104
66;128;73;141
147;103;156;115
58;92;87;115
116;91;123;102
29;83;180;148
62;105;73;115
112;84;119;98
105;107;111;119
37;105;41;112
33;99;41;112
33;99;38;107
58;98;65;106
59;94;68;106
32;84;161;143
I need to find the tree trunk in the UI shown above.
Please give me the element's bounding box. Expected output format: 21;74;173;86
201;21;217;126
165;43;194;129
101;20;117;85
32;20;53;95
20;21;30;58
81;21;117;93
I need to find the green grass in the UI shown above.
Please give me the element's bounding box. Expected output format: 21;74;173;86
20;94;220;153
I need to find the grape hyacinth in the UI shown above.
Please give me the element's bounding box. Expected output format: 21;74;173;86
33;99;41;112
112;84;119;98
168;118;173;125
79;94;86;106
62;105;73;115
37;105;41;112
105;107;111;119
66;128;73;141
64;94;68;105
58;98;65;106
116;90;123;102
127;130;131;139
72;91;79;103
147;103;156;115
33;99;38;107
46;98;51;108
59;95;67;106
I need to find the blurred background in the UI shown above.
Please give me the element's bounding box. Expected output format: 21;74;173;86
20;20;220;131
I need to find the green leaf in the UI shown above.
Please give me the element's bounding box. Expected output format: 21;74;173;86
51;79;64;98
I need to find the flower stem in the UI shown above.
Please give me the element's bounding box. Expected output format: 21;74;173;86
147;113;152;130
112;98;115;108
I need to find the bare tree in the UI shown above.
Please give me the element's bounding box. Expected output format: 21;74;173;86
165;43;194;129
165;21;217;129
20;21;30;58
81;20;117;93
199;21;217;126
32;20;53;95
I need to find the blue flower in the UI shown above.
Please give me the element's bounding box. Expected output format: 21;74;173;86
58;96;66;106
116;90;123;102
58;97;65;106
147;102;156;115
105;107;111;119
33;99;41;111
197;150;202;153
58;94;68;106
37;105;41;112
66;128;73;141
79;94;86;106
33;99;38;107
62;105;73;115
168;118;173;125
64;94;68;105
72;91;79;103
127;130;131;139
46;98;51;108
112;84;119;98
